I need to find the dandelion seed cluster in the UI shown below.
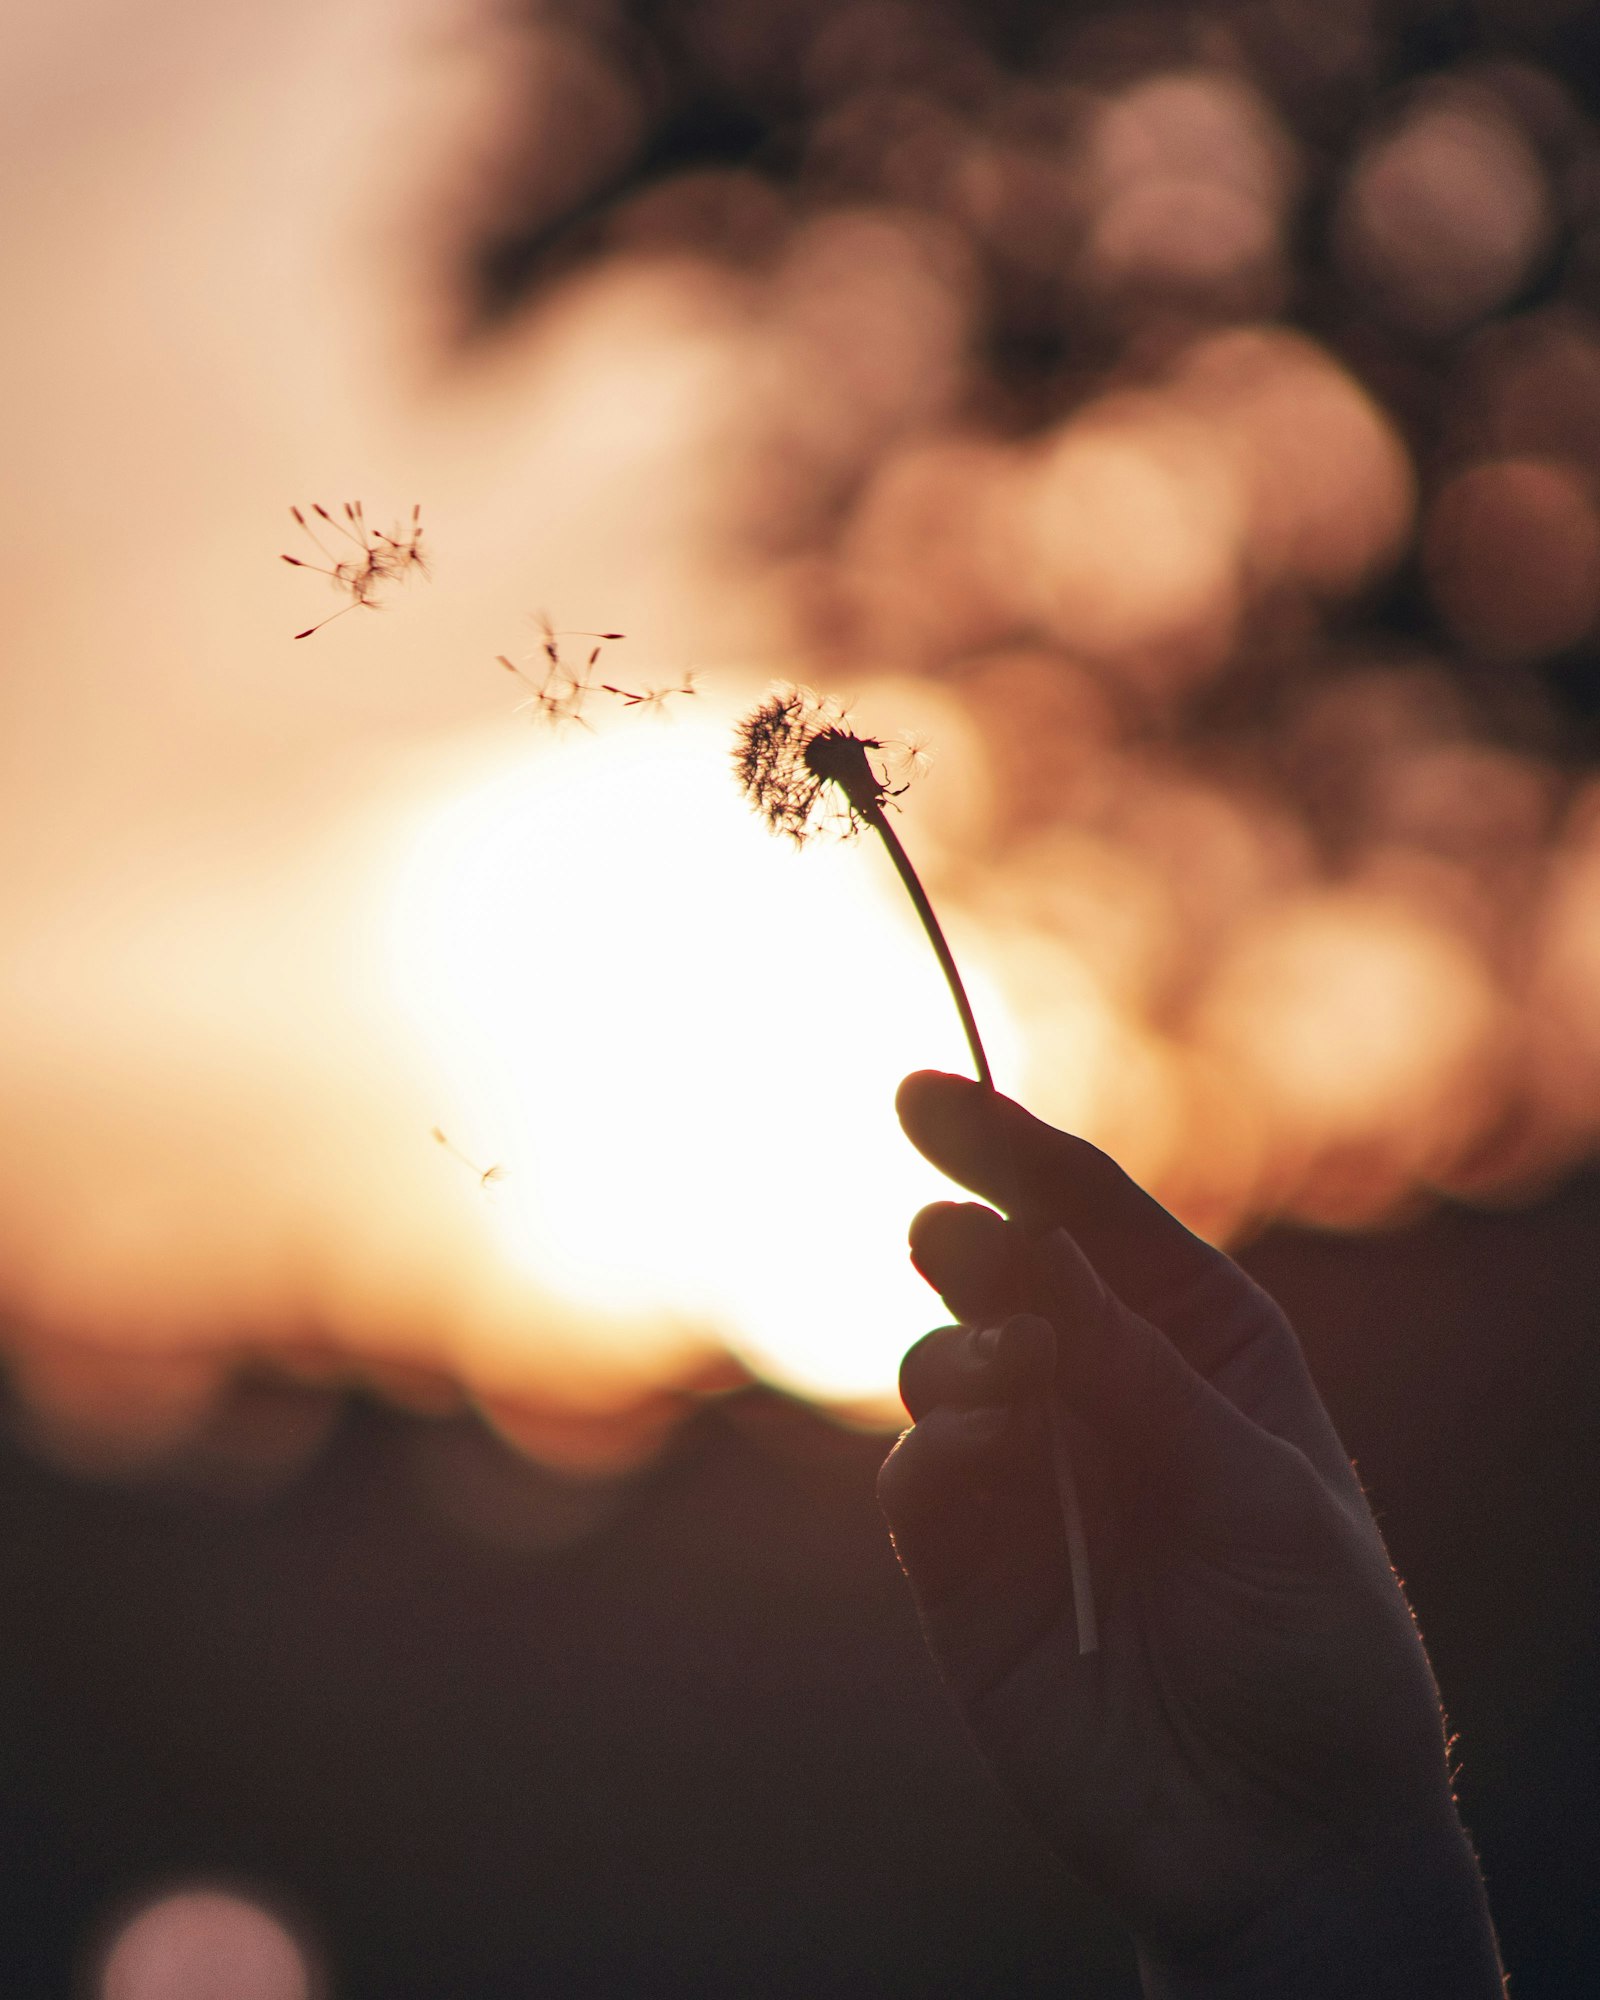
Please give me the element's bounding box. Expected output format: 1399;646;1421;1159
732;687;903;846
498;620;695;730
281;502;428;639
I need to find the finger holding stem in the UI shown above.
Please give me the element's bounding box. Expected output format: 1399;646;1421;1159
823;751;1096;1653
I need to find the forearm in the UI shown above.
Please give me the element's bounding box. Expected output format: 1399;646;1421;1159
1135;1813;1505;2000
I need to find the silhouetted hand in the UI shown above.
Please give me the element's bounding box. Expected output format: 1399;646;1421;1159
879;1072;1504;2000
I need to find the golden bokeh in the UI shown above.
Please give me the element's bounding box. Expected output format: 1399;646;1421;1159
7;0;1600;1460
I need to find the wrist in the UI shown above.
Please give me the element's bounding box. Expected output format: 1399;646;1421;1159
1135;1810;1504;2000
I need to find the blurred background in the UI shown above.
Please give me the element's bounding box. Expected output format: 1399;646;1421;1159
3;0;1599;1991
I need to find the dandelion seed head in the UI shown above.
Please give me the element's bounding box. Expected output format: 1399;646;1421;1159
732;686;906;845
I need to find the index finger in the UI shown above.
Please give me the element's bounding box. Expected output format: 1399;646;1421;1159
896;1070;1224;1324
895;1072;1357;1489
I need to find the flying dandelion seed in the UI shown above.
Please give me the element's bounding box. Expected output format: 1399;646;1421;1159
430;1125;507;1190
372;502;428;580
894;731;934;785
731;683;1097;1655
598;667;700;713
495;617;627;728
494;623;693;729
532;612;627;668
498;652;595;730
280;501;429;639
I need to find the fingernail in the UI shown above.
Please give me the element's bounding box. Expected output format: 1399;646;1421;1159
972;1322;1003;1359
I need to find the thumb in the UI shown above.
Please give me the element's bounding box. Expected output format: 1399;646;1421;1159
1033;1229;1316;1547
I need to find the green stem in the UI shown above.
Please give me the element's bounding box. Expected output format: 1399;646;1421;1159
862;801;993;1090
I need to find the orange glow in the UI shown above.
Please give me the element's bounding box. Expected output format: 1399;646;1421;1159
7;0;1600;1462
1195;891;1504;1221
838;436;1035;661
384;710;1018;1410
1174;328;1416;597
0;713;1017;1430
1023;398;1246;676
1004;933;1188;1198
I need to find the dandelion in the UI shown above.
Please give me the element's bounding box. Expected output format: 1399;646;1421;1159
731;683;1098;1654
732;686;991;1087
281;502;429;639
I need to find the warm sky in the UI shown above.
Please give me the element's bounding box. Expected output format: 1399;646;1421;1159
0;0;1023;1447
7;0;1600;1459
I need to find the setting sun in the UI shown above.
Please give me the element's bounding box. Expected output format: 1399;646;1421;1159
385;706;1015;1410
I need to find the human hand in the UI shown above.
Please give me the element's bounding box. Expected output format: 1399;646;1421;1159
879;1072;1503;1998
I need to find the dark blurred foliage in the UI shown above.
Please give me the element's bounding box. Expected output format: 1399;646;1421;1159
465;0;1600;726
3;1183;1599;1996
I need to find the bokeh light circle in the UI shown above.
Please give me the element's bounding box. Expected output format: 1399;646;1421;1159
93;1887;316;2000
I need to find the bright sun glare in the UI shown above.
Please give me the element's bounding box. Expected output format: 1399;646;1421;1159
385;707;1014;1409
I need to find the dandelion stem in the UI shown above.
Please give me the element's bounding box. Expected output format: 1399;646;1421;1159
732;687;1098;1655
870;804;1096;1651
1048;1395;1100;1655
858;796;1096;1655
859;801;992;1090
874;794;1099;1653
